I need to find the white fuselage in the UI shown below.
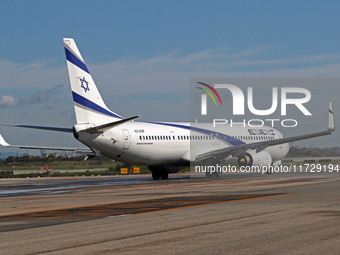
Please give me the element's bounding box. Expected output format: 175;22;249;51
75;121;289;167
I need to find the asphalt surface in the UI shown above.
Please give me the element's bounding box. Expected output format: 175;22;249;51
0;172;339;254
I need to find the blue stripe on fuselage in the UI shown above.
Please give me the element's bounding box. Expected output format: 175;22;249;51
65;47;90;74
148;122;245;146
72;91;123;119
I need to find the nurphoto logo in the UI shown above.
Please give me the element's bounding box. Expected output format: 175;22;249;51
196;82;312;128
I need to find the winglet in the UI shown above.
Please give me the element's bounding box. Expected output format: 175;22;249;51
327;102;335;133
0;134;10;147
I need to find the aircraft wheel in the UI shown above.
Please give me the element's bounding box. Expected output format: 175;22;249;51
152;170;161;180
213;171;222;178
160;169;169;179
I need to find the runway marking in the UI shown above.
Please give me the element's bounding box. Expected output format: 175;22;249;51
253;196;340;202
0;193;289;220
104;214;132;219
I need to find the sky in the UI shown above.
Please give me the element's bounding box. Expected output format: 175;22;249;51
0;0;340;155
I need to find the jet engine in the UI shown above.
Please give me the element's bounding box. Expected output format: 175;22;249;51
237;150;272;167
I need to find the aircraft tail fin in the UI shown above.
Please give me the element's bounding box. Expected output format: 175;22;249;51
63;38;123;124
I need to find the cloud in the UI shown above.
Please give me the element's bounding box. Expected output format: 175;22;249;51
0;84;64;108
43;105;54;111
92;46;340;78
226;54;340;68
25;84;64;104
1;45;339;99
0;45;339;148
59;110;70;116
0;59;66;91
85;46;340;104
93;46;340;77
0;95;21;107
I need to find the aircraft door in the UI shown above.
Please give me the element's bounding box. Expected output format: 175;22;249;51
123;129;130;150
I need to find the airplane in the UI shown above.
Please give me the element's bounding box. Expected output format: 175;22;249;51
0;38;335;179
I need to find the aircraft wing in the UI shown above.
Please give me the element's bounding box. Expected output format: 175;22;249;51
0;133;91;152
194;102;335;163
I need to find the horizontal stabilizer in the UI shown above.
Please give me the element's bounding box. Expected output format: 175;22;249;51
81;116;140;133
0;124;73;133
0;133;91;152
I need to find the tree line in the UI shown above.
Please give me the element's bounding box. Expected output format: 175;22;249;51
286;147;340;157
2;146;340;163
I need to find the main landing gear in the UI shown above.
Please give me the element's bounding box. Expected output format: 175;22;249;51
205;171;222;178
149;166;169;180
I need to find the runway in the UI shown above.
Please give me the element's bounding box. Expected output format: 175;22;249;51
1;172;340;254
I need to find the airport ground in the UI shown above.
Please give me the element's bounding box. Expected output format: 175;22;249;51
0;171;339;255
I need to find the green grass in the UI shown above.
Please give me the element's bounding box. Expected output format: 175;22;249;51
0;158;190;178
0;162;153;178
1;163;114;171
